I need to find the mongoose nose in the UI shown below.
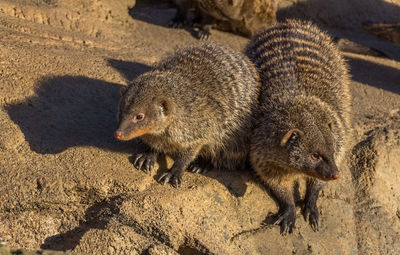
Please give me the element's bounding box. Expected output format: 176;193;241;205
114;131;122;139
332;173;339;180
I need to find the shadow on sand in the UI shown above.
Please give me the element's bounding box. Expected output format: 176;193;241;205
276;0;400;25
346;56;400;94
129;0;175;28
41;195;123;251
6;61;151;154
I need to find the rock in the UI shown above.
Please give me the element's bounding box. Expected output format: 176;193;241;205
335;38;388;58
0;0;136;41
363;22;400;45
350;119;400;254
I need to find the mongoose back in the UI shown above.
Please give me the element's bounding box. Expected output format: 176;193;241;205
246;20;351;234
115;42;260;187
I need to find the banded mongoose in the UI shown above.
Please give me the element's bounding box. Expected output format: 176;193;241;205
115;42;260;187
246;20;351;234
170;0;277;39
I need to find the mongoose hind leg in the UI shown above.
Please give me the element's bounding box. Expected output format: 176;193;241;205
303;178;325;231
267;178;296;235
133;149;158;174
158;147;200;188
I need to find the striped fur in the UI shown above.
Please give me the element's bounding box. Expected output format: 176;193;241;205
246;20;352;233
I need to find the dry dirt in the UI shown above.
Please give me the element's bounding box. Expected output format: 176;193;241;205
0;0;399;254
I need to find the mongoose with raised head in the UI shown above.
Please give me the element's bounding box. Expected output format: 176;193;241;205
246;20;351;234
115;42;260;187
170;0;277;39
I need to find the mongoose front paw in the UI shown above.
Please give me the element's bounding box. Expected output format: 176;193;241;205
133;153;157;174
158;171;183;188
303;202;319;231
274;206;296;235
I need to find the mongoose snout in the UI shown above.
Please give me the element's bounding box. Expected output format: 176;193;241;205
115;118;153;141
316;159;340;180
114;131;122;139
114;126;151;141
307;161;340;181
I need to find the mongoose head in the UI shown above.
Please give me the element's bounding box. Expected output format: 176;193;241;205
280;122;340;181
114;72;175;141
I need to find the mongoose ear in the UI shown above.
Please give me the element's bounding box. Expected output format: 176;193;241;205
120;86;127;96
160;99;173;115
280;129;304;147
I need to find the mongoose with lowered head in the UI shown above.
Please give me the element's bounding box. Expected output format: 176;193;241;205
246;20;351;234
115;42;260;187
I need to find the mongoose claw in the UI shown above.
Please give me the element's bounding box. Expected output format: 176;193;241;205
158;171;182;188
188;163;209;174
274;206;296;235
158;172;171;185
303;204;320;231
188;159;213;174
197;30;210;40
169;21;183;29
133;153;156;174
189;165;202;173
168;18;185;29
172;176;182;188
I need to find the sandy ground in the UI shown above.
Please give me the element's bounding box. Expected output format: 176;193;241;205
0;0;399;254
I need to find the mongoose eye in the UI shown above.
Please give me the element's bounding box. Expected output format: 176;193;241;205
133;113;145;123
311;153;322;161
